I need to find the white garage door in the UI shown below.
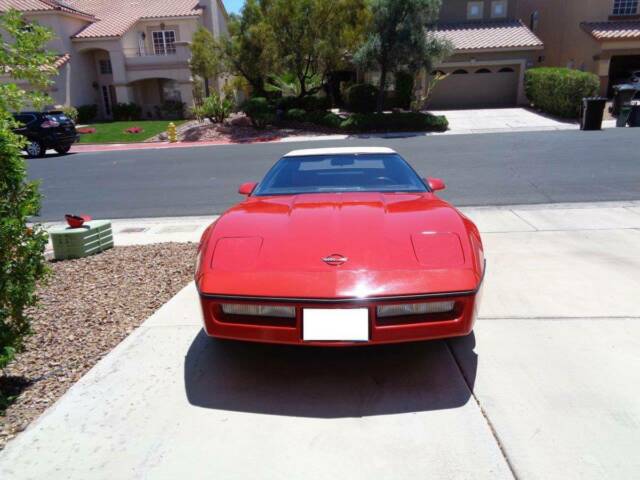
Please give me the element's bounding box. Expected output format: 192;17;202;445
429;65;519;109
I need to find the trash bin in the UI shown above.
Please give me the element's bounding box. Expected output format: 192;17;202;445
611;84;639;117
580;97;607;131
628;102;640;127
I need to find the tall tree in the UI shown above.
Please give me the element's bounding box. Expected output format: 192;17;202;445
189;26;220;97
217;0;277;96
263;0;368;98
0;9;54;372
354;0;452;112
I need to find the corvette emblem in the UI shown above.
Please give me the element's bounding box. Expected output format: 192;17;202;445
322;254;348;266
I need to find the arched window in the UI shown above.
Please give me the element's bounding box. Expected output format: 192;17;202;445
452;69;469;75
499;67;515;73
476;68;492;74
431;70;446;76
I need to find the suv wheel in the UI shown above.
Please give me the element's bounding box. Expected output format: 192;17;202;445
55;145;72;155
26;140;45;158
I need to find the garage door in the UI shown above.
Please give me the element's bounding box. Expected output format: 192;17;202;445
608;55;640;96
429;65;519;109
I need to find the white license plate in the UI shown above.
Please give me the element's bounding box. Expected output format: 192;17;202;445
303;308;369;342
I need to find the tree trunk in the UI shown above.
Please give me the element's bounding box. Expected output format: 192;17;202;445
377;65;388;113
204;77;211;98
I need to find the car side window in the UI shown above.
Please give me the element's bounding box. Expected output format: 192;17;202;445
15;114;35;126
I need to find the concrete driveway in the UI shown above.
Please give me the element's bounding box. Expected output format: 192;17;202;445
430;107;615;134
2;201;640;479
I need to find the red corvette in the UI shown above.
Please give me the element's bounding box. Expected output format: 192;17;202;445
195;147;485;346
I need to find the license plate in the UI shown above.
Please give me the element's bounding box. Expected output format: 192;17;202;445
303;308;369;342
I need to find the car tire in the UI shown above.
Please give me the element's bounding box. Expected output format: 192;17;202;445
25;140;45;158
55;145;72;155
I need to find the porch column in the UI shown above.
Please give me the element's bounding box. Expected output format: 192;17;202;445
177;81;195;109
109;50;131;103
595;56;612;96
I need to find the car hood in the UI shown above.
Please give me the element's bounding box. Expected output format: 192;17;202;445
198;193;482;298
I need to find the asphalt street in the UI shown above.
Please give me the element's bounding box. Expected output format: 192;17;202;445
28;128;640;221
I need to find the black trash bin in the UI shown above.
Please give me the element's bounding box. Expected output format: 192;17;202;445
628;103;640;127
611;84;639;117
580;97;607;131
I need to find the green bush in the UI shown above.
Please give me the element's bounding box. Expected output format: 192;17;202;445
346;83;379;113
395;71;414;110
241;97;275;129
285;108;307;121
60;105;78;123
305;111;343;128
0;9;51;373
112;102;142;121
340;112;448;132
277;95;331;112
77;104;98;124
200;94;233;123
525;67;600;118
155;100;186;119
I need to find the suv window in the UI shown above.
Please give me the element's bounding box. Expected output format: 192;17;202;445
14;114;36;125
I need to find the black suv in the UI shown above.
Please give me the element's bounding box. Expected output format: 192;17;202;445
12;111;79;158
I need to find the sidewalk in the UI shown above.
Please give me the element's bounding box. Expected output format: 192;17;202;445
7;200;638;479
68;108;619;154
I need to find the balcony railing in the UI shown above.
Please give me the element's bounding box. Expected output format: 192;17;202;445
123;48;177;58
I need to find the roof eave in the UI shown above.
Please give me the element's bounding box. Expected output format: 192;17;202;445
453;45;544;54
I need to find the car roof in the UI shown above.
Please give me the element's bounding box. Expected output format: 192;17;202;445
283;147;397;157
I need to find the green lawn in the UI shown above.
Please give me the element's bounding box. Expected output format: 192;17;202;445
77;120;186;144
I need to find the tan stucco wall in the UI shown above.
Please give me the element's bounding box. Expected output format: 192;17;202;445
439;0;521;22
517;0;640;94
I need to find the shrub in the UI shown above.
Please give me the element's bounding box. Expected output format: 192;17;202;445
339;112;448;132
285;108;307;121
305;110;343;128
1;9;51;373
395;71;414;109
241;97;275;129
112;102;142;121
155;100;185;119
525;67;600;118
277;95;331;112
201;94;233;123
77;104;98;124
346;83;379;113
61;105;78;123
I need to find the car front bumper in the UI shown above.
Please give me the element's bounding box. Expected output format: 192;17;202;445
198;286;483;346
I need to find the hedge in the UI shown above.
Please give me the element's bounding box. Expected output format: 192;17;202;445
525;67;600;118
241;97;275;128
340;112;448;133
346;83;379;113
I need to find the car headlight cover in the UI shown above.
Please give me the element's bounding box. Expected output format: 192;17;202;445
221;304;296;318
376;301;455;318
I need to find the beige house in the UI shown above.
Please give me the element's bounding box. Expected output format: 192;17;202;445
0;0;228;119
424;0;544;108
518;0;640;96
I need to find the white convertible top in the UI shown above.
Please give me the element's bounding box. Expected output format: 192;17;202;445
283;147;396;157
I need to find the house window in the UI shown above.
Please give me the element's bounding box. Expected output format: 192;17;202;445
467;1;484;20
476;68;492;73
530;11;540;31
491;1;507;18
498;67;515;73
613;0;638;15
452;69;469;74
152;30;176;55
99;59;112;74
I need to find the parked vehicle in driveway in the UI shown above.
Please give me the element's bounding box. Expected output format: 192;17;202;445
12;111;79;158
195;147;485;346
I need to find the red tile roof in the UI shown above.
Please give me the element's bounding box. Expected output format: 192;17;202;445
433;20;543;51
53;52;71;69
0;0;95;19
581;21;640;40
67;0;202;38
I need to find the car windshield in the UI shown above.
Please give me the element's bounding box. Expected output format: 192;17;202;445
253;153;428;196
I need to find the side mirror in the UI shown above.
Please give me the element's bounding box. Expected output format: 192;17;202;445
238;182;258;196
426;177;446;192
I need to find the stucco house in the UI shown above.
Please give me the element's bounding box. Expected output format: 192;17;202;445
518;0;640;96
423;0;544;108
0;0;228;119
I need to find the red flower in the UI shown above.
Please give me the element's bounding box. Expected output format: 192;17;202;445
77;127;96;134
125;127;144;134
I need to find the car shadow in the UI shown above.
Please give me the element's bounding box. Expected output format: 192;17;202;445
184;330;478;418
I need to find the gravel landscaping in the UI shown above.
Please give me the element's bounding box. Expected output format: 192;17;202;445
0;243;197;449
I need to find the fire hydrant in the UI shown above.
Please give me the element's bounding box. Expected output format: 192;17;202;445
167;122;177;143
